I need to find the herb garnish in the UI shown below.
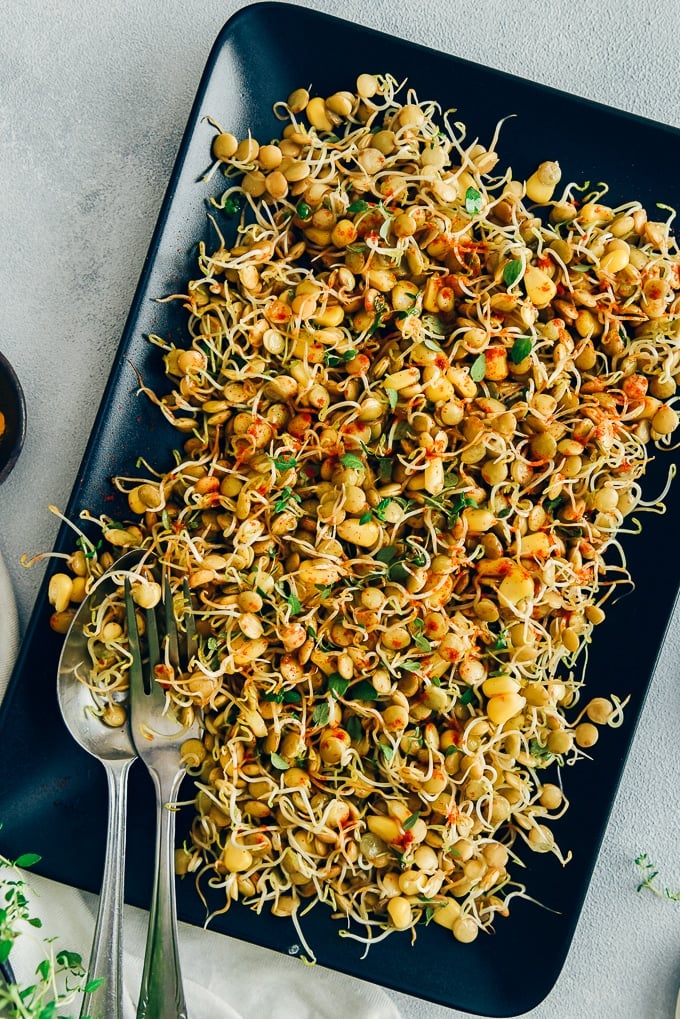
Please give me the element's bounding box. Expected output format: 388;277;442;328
509;335;533;364
0;841;103;1017
503;258;523;287
635;853;680;901
465;187;483;215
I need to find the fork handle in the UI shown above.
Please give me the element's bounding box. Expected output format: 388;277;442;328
136;769;188;1019
81;757;134;1019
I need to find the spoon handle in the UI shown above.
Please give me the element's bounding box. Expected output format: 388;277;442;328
80;757;134;1019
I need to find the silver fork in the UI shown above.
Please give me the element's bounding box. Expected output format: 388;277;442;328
125;572;201;1019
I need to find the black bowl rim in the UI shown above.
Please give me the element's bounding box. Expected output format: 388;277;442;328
0;349;27;484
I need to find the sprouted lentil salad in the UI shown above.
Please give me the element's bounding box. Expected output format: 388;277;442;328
34;72;680;951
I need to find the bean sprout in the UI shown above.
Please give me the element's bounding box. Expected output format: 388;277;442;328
39;72;680;949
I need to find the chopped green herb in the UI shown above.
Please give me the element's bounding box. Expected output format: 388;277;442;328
385;387;398;411
324;348;358;368
346;715;364;743
413;633;432;652
403;811;420;830
347;199;370;214
351;680;379;700
458;687;474;705
509;335;533;364
340;453;364;470
529;739;553;760
367;300;386;336
270;455;298;470
312;702;330;726
503;258;523;287
491;630;508;652
374;545;398;565
543;495;564;514
400;661;421;673
377;456;394;481
328;673;350;698
387;560;411;583
222;194;242;217
270;752;290;770
470;352;486;382
287;591;302;616
360;498;391;525
465;186;483;215
274;485;301;513
422;336;444;351
373;497;392;521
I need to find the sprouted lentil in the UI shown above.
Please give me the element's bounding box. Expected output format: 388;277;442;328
32;72;680;949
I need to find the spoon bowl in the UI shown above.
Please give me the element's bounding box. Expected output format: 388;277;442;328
56;549;142;1019
57;550;141;761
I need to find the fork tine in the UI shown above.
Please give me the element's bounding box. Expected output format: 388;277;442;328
144;599;161;697
182;578;198;666
162;576;180;672
124;579;145;697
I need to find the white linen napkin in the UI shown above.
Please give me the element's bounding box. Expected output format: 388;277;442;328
11;873;401;1018
0;553;401;1019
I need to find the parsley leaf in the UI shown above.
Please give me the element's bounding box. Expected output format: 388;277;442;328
328;673;350;698
312;702;330;726
503;258;523;287
470;352;486;382
340;453;364;470
270;455;298;470
465;186;483;215
414;633;432;652
509;335;533;364
274;486;301;513
351;680;379;700
324;348;358;368
385;387;398;411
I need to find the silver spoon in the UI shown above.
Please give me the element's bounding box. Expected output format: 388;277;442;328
57;549;141;1019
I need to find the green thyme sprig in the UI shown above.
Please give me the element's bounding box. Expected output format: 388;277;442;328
0;835;103;1018
634;853;680;901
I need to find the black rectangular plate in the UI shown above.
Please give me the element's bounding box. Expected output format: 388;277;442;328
2;4;680;1015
